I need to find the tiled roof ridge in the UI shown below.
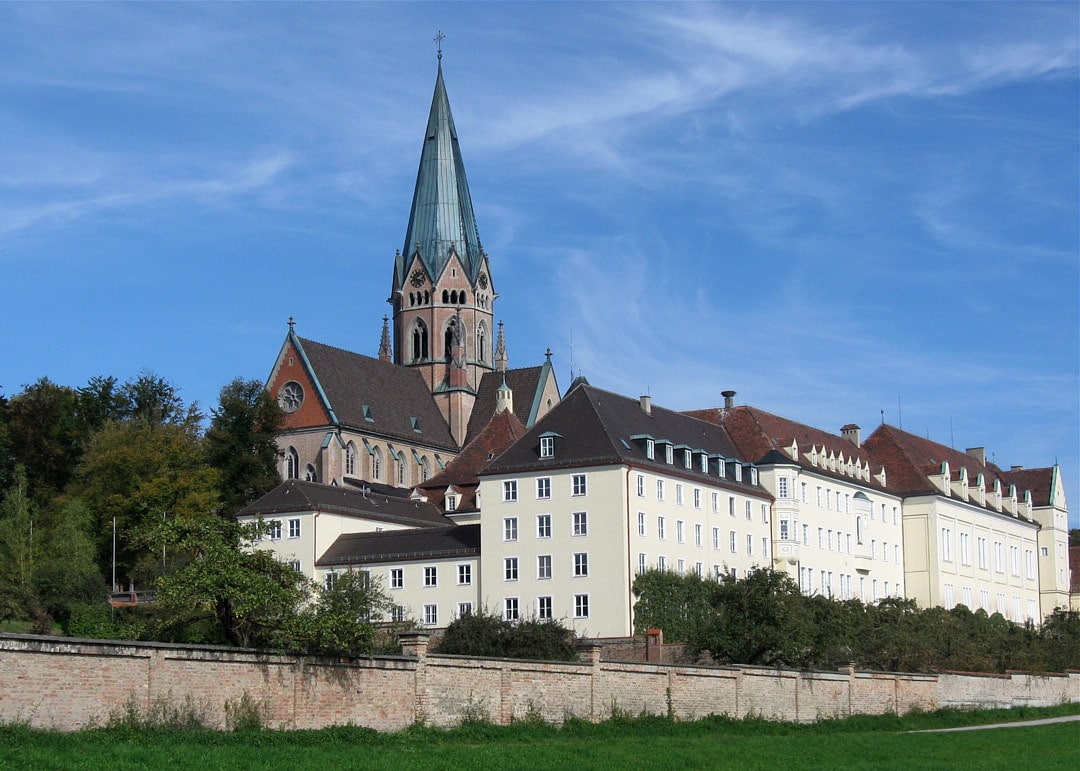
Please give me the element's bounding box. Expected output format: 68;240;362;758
298;336;380;364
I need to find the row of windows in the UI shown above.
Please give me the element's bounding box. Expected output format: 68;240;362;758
416;595;591;627
797;568;901;602
633;475;768;519
940;529;1035;578
287;444;435;487
504;513;588;541
261;518;301;540
501;553;590;581
636;513;771;551
776;478;901;526
940;585;1037;622
383;564;474;590
405;316;491;363
641;440;759;486
503;474;587;502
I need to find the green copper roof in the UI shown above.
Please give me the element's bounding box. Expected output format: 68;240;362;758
398;62;483;287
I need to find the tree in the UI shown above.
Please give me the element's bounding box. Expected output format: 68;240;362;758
32;498;107;629
0;469;38;621
632;568;715;643
119;371;201;427
75;420;220;588
204;378;283;516
437;608;577;661
151;516;307;648
292;570;394;655
695;568;815;667
5;378;85;498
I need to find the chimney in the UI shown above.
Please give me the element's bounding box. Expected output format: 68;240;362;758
1010;465;1024;472
840;424;861;448
639;395;652;416
966;447;986;466
722;390;736;410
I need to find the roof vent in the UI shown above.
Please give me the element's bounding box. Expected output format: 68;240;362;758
639;395;652;416
840;424;861;448
1010;465;1024;472
722;390;736;410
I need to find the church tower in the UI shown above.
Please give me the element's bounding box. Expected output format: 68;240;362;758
389;54;495;446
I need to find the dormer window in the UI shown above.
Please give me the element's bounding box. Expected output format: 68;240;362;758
446;495;457;512
411;417;421;432
734;464;743;482
750;467;759;485
718;458;727;478
683;449;692;469
665;444;674;465
646;439;655;460
363;405;374;422
537;432;562;459
699;454;708;474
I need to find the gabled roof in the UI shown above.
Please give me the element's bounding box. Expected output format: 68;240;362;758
465;363;552;443
291;333;457;450
690;405;889;492
396;61;484;289
237;479;453;529
483;384;767;497
316;523;481;568
862;424;1012;500
421;408;527;511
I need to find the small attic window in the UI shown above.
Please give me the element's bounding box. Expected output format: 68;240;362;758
718;458;727;478
734;464;743;482
665;444;674;465
363;405;374;422
445;494;457;512
411;417;421;432
683;449;692;469
540;436;554;458
750;467;759;486
646;439;655;460
699;454;708;474
487;453;495;461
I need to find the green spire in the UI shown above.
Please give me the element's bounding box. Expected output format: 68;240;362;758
398;59;483;288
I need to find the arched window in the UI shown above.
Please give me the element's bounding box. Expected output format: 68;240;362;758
397;456;407;486
411;320;429;361
442;289;449;304
304;464;318;483
286;447;299;479
476;322;487;363
371;446;383;481
345;442;357;476
419;456;430;482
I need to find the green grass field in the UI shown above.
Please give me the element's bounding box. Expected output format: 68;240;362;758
2;705;1077;770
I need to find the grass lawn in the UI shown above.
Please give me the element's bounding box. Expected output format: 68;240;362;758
1;705;1077;770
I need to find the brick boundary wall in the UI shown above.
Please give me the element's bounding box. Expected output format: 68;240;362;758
1;633;1076;732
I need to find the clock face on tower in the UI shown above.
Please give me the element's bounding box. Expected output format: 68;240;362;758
477;272;488;290
277;381;304;413
410;268;426;287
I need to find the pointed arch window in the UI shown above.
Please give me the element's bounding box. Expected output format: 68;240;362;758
345;442;358;476
371;446;383;481
420;456;430;482
476;322;487;363
397;455;408;487
411;319;429;362
286;447;299;479
304;464;318;483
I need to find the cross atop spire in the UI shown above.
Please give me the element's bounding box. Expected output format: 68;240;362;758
434;30;445;61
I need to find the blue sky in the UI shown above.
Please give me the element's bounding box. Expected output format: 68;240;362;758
3;2;1077;525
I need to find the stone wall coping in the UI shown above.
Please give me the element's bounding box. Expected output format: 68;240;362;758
427;652;590;670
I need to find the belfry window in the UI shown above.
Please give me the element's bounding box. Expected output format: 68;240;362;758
411;320;429;361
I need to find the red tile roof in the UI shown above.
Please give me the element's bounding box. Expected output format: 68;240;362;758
688;405;888;491
999;466;1055;508
420;408;527;511
862;424;1031;507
